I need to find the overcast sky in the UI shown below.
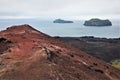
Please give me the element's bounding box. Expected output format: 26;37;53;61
0;0;120;19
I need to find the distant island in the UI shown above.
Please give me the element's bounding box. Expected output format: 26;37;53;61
84;18;112;26
53;19;73;23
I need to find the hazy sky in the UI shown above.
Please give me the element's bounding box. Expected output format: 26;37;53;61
0;0;120;19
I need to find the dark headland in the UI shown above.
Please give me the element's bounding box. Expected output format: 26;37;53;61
57;36;120;69
53;19;73;23
84;18;112;26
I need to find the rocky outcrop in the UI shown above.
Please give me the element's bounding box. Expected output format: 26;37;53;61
0;38;12;54
0;24;120;80
84;18;112;26
53;19;73;23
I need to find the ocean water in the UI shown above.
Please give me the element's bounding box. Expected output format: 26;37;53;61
0;19;120;38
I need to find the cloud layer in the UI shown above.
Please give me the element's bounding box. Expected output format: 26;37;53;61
0;0;120;19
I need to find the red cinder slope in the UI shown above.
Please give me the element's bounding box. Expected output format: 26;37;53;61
0;24;120;80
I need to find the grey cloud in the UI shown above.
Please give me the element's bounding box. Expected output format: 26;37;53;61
0;0;120;19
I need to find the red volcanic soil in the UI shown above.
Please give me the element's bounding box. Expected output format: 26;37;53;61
0;24;120;80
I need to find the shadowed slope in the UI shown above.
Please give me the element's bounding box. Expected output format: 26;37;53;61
0;24;120;80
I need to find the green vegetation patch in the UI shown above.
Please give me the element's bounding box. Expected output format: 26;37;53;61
111;60;120;69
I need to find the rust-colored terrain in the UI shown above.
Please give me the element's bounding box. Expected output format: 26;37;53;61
0;24;120;80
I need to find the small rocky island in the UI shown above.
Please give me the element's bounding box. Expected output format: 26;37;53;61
53;19;73;23
84;18;112;26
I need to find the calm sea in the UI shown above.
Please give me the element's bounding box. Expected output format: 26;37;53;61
0;19;120;38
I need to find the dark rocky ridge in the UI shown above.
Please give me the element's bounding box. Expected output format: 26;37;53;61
58;36;120;62
53;19;73;23
84;18;112;26
0;25;120;80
